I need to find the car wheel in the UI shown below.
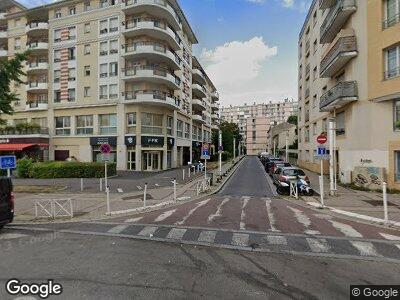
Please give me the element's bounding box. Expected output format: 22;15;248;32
276;186;286;195
305;189;314;196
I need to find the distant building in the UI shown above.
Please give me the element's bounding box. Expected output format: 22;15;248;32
245;117;270;155
267;122;297;155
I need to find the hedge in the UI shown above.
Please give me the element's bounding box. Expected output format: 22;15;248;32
27;161;116;179
17;157;35;178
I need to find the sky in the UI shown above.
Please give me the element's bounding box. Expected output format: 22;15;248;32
19;0;312;107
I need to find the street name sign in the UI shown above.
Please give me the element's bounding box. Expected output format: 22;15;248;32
0;155;16;170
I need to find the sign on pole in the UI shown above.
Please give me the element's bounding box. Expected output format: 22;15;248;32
201;143;210;160
0;155;16;170
100;143;111;154
218;145;223;153
317;134;327;145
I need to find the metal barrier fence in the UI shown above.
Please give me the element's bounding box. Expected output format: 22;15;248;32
35;199;73;219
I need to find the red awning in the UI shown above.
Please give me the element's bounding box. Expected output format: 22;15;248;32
0;144;36;151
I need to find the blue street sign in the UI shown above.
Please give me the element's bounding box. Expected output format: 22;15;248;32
0;155;17;170
317;147;327;156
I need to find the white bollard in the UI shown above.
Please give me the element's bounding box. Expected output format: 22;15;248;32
100;178;103;192
80;178;84;192
106;186;111;215
183;168;185;181
383;182;388;223
143;183;148;207
319;175;324;208
188;168;191;178
173;178;177;201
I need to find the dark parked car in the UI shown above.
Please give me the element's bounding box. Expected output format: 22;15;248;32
272;167;309;186
263;157;282;173
0;177;14;229
268;162;292;176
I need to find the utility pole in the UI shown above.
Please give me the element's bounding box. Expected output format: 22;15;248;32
218;129;222;176
233;138;236;159
285;130;289;163
329;118;335;196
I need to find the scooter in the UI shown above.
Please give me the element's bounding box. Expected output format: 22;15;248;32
276;176;314;196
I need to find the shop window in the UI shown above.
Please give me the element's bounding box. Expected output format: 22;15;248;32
76;115;93;135
55;116;71;136
127;113;136;134
99;114;117;135
177;120;183;138
167;116;173;136
127;148;136;170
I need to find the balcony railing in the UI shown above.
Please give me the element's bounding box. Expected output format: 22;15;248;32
320;0;356;44
320;35;357;77
124;90;181;107
383;13;400;30
122;65;181;86
384;67;400;80
0;126;49;136
320;81;358;111
123;41;181;66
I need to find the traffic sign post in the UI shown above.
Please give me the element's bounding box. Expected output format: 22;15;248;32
317;134;327;145
201;143;210;180
0;155;17;178
100;144;111;215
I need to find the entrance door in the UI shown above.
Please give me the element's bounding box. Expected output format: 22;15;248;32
142;152;161;171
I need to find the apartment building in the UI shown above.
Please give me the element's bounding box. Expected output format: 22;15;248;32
220;99;297;150
245;116;270;155
298;0;400;190
266;122;297;154
0;0;220;172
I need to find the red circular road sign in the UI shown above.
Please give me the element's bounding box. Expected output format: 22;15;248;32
100;143;111;154
317;134;327;144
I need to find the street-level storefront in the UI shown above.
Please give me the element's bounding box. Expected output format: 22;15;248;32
0;137;49;161
192;141;202;163
90;137;117;163
141;136;164;171
125;135;136;170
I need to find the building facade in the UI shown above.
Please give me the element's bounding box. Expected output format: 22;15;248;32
298;0;400;189
0;0;220;171
267;122;297;155
220;99;297;154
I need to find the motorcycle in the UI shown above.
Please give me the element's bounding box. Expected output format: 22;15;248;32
276;176;314;196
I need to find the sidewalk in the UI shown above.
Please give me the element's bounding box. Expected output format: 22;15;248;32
303;169;400;224
13;157;244;223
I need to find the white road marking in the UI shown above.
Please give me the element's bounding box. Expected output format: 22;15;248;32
265;200;279;232
288;206;320;235
166;228;187;240
175;199;211;225
138;226;158;237
350;241;379;257
137;186;143;190
155;184;160;187
329;221;363;238
396;245;400;251
0;233;28;240
107;225;129;234
306;238;330;253
124;217;143;223
231;233;249;247
208;197;230;223
266;235;287;245
379;233;400;241
198;231;217;243
240;198;250;230
154;209;176;222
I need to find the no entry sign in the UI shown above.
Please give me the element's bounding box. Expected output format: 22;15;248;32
317;134;327;144
100;143;111;154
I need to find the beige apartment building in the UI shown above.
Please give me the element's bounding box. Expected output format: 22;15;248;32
298;0;400;190
0;0;220;172
220;99;297;154
266;122;297;155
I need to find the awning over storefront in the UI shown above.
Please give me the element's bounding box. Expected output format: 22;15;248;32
0;144;37;151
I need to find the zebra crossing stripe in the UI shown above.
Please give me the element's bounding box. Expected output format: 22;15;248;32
265;200;279;232
0;233;28;240
240;198;249;230
329;221;363;238
231;233;249;247
350;241;379;257
167;228;187;240
208;197;230;223
125;217;143;223
288;206;320;235
107;225;129;234
198;231;217;243
396;245;400;251
175;198;211;225
154;209;176;222
266;235;287;245
138;226;158;237
379;233;400;241
306;238;330;253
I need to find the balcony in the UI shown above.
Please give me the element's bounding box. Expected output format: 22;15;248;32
122;66;181;90
211;102;219;110
123;0;182;31
211;113;218;119
192;113;206;124
211;124;219;130
211;91;219;100
192;83;207;98
124;90;180;109
26;81;48;93
0;30;6;39
320;81;358;112
320;33;357;78
25;102;48;111
122;42;181;70
192;68;206;85
122;19;181;50
27;41;49;52
0;49;7;57
25;22;49;34
26;61;49;73
192;98;206;111
320;0;357;44
305;64;310;79
305;87;310;99
319;0;336;9
0;126;49;136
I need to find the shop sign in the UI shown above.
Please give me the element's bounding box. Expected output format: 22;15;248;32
141;136;164;147
125;136;136;146
90;136;117;146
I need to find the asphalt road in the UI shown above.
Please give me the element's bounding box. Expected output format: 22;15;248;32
3;156;400;299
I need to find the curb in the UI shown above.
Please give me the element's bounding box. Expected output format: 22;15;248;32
210;156;246;195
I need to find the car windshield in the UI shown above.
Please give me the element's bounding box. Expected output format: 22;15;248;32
283;169;306;176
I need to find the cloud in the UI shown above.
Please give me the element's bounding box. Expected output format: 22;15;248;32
245;0;310;11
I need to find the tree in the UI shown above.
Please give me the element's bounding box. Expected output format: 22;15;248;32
287;115;298;125
212;121;242;157
0;52;29;125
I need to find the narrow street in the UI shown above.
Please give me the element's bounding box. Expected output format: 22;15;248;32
2;156;400;299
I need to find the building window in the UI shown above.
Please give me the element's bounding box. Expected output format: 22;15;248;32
84;87;90;97
69;7;76;15
84;23;91;33
54;70;60;83
55;116;71;135
305;126;310;142
100;63;108;78
109;62;118;76
54;90;61;103
68;26;76;40
109;17;118;32
385;45;400;79
100;20;108;34
394;100;400;130
100;42;108;56
76;115;93;135
177;120;183;138
384;0;400;29
68;89;76;102
84;1;91;11
109;84;118;99
99;114;117;135
141;113;163;135
184;123;190;139
14;38;21;50
84;65;90;76
68;68;76;81
127;113;136;134
55;9;61;19
192;125;197;140
336;112;345;136
110;40;118;54
100;85;108;99
54;50;61;62
54;29;61;42
395;151;400;181
84;44;91;55
313;122;317;135
68;47;76;60
322;118;328;133
167;116;173;136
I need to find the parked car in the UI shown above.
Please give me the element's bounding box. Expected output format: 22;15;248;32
264;157;282;173
0;177;14;230
272;167;310;186
268;162;292;177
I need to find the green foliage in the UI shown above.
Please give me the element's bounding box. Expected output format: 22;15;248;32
27;161;116;179
209;152;232;162
211;121;242;156
287;115;298;125
396;120;400;129
16;157;35;178
0;51;29;124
